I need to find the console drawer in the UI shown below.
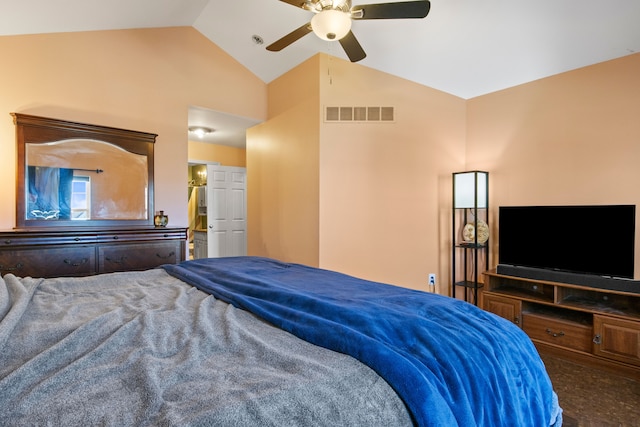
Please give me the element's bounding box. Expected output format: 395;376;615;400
522;312;593;352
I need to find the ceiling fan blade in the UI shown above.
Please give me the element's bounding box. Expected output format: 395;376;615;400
266;23;313;52
339;31;366;62
352;0;430;20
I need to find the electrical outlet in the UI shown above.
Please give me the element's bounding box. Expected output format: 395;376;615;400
428;274;436;286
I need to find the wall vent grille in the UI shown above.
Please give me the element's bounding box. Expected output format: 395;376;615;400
325;106;395;123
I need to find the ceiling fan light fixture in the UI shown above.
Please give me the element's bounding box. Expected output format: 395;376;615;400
188;126;214;138
311;10;352;41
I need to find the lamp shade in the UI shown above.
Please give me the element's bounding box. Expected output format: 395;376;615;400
311;10;352;41
454;171;488;209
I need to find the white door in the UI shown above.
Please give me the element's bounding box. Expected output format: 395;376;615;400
206;165;247;257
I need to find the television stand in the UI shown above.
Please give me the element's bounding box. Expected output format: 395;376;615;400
483;269;640;380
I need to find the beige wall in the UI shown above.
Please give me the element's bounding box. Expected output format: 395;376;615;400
0;27;266;230
3;26;638;290
466;53;640;278
188;140;246;167
248;52;640;291
247;56;321;266
317;55;466;291
247;54;466;292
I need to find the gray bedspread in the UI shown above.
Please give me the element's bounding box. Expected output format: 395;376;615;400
0;269;412;426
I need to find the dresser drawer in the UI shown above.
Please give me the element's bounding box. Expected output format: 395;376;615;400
97;228;187;243
0;246;96;278
0;228;186;278
98;241;181;273
1;233;96;247
522;312;593;352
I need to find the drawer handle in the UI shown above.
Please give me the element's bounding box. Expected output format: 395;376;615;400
593;334;602;345
4;239;12;245
113;236;119;240
545;328;565;338
156;251;175;260
0;262;24;271
64;258;88;267
106;256;127;264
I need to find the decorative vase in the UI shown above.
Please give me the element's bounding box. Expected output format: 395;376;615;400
462;220;489;244
154;210;168;227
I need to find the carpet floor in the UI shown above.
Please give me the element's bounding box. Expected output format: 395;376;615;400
541;354;640;427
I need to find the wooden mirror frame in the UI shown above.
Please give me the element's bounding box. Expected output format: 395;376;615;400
12;113;157;228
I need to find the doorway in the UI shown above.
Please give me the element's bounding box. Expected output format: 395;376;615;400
187;163;247;259
187;105;259;259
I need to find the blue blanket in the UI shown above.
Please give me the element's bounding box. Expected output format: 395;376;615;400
163;257;561;427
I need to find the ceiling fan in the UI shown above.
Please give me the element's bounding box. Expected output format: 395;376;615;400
266;0;431;63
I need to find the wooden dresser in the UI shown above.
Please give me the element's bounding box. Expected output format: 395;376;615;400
0;227;187;278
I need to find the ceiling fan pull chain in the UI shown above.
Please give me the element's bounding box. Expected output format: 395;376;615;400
327;41;334;84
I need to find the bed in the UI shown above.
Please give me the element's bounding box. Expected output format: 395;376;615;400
0;256;562;426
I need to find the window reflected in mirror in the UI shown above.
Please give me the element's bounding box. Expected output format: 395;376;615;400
71;175;91;220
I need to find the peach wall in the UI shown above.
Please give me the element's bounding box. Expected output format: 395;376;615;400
247;56;321;266
247;54;466;292
248;51;640;293
0;27;266;230
466;53;640;278
188;140;246;167
4;26;637;292
317;55;466;292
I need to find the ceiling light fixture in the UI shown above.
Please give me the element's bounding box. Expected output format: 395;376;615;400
311;9;352;41
188;126;214;138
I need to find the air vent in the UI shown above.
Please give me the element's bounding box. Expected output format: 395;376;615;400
324;106;395;123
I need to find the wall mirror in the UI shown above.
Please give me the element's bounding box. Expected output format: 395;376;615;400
13;113;156;228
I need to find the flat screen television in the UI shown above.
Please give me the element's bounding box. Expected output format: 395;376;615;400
498;205;636;280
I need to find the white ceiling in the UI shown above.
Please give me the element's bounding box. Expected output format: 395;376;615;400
2;0;639;146
188;107;261;148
